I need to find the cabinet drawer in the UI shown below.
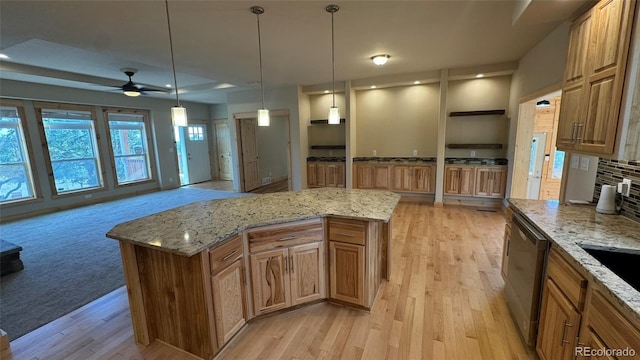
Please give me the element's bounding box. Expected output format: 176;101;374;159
248;219;323;253
209;235;243;275
587;289;640;356
547;247;587;310
328;218;367;246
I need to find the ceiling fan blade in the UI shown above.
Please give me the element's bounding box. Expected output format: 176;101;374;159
138;87;169;93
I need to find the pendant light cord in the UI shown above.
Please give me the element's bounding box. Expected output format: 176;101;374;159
165;0;180;106
257;11;265;109
331;9;335;107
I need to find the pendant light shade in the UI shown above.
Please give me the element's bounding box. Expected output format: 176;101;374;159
165;0;187;127
326;4;340;125
251;6;270;127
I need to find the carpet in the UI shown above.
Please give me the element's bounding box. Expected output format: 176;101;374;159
0;187;249;341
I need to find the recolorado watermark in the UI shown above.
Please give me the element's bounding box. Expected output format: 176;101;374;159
575;346;636;357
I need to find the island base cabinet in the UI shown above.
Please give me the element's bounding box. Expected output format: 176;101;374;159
250;249;290;316
536;278;581;360
329;241;365;306
211;259;247;348
290;242;326;306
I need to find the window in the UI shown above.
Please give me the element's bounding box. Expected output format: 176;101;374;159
106;111;152;185
188;126;204;141
0;105;36;203
39;107;104;194
552;149;565;179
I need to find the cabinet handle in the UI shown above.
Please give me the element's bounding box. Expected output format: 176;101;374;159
575;123;584;142
221;249;239;261
571;122;577;143
290;255;294;273
278;236;296;241
284;256;288;273
560;320;572;345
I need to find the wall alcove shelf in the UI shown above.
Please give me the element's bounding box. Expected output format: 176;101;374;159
447;144;503;149
310;118;346;124
449;110;505;117
310;145;346;150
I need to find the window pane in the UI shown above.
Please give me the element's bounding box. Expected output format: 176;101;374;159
552;150;565;179
107;113;152;185
528;139;537;175
42;109;103;194
0;106;36;203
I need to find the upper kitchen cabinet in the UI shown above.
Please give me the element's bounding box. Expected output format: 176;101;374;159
556;0;636;155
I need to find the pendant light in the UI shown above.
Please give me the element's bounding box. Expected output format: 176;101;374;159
251;6;270;127
165;0;187;127
326;4;340;125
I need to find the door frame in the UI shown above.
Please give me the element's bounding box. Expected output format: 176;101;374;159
512;83;570;202
233;109;292;193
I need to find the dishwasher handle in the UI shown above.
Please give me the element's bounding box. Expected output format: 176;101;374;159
512;213;547;245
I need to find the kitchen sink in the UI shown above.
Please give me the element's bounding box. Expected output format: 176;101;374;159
581;247;640;292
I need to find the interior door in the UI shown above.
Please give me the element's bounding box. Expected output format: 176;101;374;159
184;124;212;184
240;119;260;191
527;133;547;199
215;121;233;181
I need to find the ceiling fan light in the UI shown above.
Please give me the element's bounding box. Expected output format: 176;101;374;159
171;106;188;127
257;109;270;126
371;54;390;66
124;90;141;97
328;107;340;125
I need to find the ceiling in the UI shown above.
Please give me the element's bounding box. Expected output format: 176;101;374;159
0;0;586;105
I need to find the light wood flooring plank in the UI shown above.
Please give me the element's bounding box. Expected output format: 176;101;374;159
3;203;536;360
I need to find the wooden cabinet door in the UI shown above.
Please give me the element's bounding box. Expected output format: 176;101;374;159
411;165;434;193
459;167;475;196
325;163;345;188
250;249;290;316
373;165;391;189
391;165;411;191
444;166;460;195
474;168;492;197
576;327;616;360
489;167;506;197
536;279;581;360
316;163;326;187
329;241;364;306
307;163;318;188
335;163;345;188
211;259;247;347
289;242;325;306
579;0;634;154
354;165;374;189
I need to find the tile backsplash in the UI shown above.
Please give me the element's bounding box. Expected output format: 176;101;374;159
594;159;640;222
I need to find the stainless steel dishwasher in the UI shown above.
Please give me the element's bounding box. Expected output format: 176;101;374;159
504;212;549;347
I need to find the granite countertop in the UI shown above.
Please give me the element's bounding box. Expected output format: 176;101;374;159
107;188;400;257
508;199;640;322
306;157;346;162
353;157;436;164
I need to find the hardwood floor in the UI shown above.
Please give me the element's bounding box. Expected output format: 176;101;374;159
2;202;536;360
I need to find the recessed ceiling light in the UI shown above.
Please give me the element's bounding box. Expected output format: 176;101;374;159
370;54;390;66
413;81;420;85
165;84;173;88
370;85;377;89
0;53;9;59
324;90;330;94
476;74;484;78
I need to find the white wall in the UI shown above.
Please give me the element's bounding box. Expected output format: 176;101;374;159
564;154;599;201
226;86;302;191
506;21;571;197
446;76;511;158
355;84;440;157
0;79;211;219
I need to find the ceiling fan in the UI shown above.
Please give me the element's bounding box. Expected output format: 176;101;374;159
112;68;168;97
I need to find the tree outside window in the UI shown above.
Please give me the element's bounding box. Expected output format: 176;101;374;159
0;106;36;203
106;112;152;185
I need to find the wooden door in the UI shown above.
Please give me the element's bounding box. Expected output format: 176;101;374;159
489;168;507;198
329;241;364;306
355;165;374;189
459;167;475;196
240;119;260;191
536;279;581;360
289;242;325;306
579;0;634;154
250;249;290;315
373;165;391;189
576;327;615;360
307;163;318;188
557;11;591;150
411;165;433;193
391;165;411;192
214;121;233;181
211;259;246;347
444;166;460;194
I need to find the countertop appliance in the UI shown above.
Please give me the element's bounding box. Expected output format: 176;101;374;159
596;184;617;214
504;212;549;347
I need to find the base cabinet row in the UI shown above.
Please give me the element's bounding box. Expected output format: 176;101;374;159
444;165;506;198
353;164;434;194
307;162;345;188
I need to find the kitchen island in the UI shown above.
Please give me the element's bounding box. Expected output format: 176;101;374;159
107;188;400;360
506;199;640;358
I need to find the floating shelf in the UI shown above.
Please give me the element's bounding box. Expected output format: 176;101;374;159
449;110;506;117
310;118;346;124
447;144;503;149
310;145;346;150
